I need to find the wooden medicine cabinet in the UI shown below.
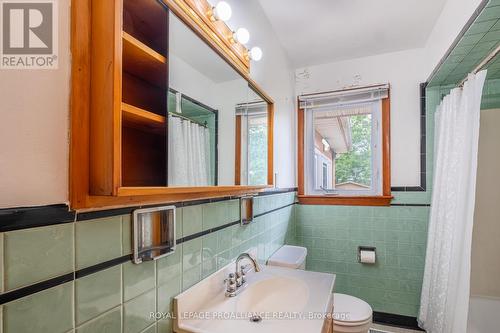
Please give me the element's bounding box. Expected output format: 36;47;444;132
70;0;274;210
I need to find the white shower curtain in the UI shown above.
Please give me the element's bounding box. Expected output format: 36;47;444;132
418;71;487;333
168;115;211;186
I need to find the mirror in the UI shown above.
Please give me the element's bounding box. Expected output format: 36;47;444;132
235;89;268;185
167;12;270;187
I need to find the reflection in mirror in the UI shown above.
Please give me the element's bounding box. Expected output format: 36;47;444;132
167;89;218;186
168;12;250;186
236;89;268;185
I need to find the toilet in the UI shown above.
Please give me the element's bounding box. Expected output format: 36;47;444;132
332;293;372;333
267;245;308;269
267;245;373;333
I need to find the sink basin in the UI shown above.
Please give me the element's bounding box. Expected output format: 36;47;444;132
173;260;335;333
236;276;309;313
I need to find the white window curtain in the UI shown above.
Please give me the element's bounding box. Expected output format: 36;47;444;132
418;71;487;333
167;115;211;186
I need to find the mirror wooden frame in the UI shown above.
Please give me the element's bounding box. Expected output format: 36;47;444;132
70;0;274;210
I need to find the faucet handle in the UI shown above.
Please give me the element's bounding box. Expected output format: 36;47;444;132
224;273;236;284
225;273;237;294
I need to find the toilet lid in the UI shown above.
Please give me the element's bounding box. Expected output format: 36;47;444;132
333;293;372;324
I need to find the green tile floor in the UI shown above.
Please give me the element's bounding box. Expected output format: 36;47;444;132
0;192;296;333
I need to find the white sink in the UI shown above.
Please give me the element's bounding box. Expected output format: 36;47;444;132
173;259;335;333
236;276;309;314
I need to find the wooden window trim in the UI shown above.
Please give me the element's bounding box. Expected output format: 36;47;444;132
297;92;392;206
234;104;274;185
235;115;242;185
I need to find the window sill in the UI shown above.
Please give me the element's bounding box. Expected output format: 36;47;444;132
297;195;393;206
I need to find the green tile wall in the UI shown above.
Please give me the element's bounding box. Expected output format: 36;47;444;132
429;0;500;87
0;192;295;333
291;205;430;317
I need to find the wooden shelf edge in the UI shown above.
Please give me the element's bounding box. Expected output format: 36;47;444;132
297;195;393;207
122;31;166;64
117;185;271;197
122;31;167;88
71;186;272;211
122;102;166;129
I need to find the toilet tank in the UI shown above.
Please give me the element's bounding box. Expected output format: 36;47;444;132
267;245;307;270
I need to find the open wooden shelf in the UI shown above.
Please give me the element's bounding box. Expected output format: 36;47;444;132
123;72;166;115
122;126;167;187
122;31;167;88
123;0;168;55
122;102;166;134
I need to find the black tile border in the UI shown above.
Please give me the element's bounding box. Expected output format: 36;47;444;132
172;202;296;245
257;187;298;196
0;188;297;232
77;188;296;221
177;220;241;244
254;202;295;218
0;200;296;305
0;204;75;232
0;272;75;305
75;255;132;279
391;82;427;193
390;203;430;207
373;311;425;331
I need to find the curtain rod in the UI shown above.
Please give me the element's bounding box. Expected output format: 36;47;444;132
459;45;500;87
169;112;208;128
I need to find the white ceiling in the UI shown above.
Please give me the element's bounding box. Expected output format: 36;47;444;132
257;0;447;67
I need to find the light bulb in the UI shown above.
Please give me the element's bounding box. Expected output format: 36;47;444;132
213;1;232;22
234;28;250;44
249;47;263;61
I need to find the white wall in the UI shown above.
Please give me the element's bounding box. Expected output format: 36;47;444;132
169;53;218;108
212;79;249;185
295;48;428;186
471;108;500;298
0;0;295;208
0;0;71;208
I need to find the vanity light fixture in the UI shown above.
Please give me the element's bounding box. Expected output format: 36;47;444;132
322;138;330;151
233;27;250;45
211;1;232;22
249;46;263;61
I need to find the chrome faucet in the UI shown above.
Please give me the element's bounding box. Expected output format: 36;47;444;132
225;252;261;297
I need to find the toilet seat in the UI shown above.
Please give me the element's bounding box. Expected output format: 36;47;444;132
333;293;372;326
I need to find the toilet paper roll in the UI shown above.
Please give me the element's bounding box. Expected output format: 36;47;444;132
360;250;376;264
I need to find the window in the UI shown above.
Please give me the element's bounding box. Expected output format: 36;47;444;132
236;102;269;185
298;85;392;206
247;113;268;185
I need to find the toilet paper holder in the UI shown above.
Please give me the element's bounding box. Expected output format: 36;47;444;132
357;246;376;263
